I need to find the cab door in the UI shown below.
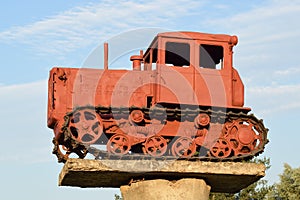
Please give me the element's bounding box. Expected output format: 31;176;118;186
193;42;232;108
155;37;197;106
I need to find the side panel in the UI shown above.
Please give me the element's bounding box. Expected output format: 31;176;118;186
156;65;197;105
194;68;232;108
94;70;154;108
232;68;244;107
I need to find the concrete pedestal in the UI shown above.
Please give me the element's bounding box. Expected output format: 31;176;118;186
59;158;265;193
121;178;210;200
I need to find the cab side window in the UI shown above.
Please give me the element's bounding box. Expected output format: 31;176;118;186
165;42;190;67
200;45;223;69
144;44;158;70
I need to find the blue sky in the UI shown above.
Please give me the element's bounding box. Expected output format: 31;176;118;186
1;0;300;199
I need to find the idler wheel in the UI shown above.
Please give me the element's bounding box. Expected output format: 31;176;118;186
194;113;210;128
171;137;196;158
107;134;131;155
224;120;263;155
209;138;232;158
144;135;167;157
129;109;144;124
68;108;103;144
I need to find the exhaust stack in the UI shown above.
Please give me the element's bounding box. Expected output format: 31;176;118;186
104;42;108;70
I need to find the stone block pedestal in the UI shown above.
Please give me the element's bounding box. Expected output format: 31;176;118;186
121;178;210;200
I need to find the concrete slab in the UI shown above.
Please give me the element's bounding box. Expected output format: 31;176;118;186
59;158;265;193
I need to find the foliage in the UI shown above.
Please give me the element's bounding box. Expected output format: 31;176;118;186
209;192;235;200
273;163;300;200
237;158;273;199
238;179;274;200
209;179;274;200
114;194;123;200
210;158;300;200
210;157;273;200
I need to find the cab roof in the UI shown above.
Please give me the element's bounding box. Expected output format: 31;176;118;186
157;31;236;43
144;31;238;57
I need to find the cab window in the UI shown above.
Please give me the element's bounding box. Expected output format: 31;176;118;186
165;42;190;67
200;44;223;69
144;44;158;70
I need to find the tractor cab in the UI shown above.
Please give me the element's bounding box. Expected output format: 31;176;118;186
134;32;243;108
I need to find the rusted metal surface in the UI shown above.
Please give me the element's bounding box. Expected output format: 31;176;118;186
59;158;266;193
47;31;268;163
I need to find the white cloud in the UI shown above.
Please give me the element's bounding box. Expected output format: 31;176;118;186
249;84;300;96
206;1;300;59
0;80;54;163
212;0;300;35
0;0;202;57
247;84;300;116
0;80;45;93
274;67;300;76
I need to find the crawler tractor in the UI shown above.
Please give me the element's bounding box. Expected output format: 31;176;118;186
47;31;268;162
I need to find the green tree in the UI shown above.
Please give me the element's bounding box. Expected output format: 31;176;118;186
209;178;274;200
211;160;300;200
274;163;300;200
237;179;274;200
210;157;272;200
114;194;123;200
237;157;273;200
209;192;235;200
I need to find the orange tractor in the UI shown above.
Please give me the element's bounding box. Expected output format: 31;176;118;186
47;31;268;162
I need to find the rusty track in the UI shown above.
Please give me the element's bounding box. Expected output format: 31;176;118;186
53;105;268;163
